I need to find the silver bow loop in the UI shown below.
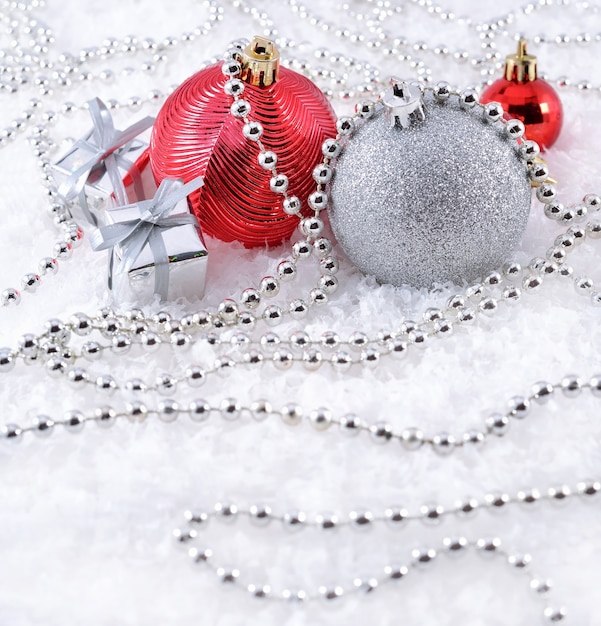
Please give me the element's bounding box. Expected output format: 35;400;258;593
90;176;204;300
57;97;154;207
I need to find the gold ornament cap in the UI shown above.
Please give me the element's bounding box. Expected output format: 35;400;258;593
241;36;280;87
504;38;537;82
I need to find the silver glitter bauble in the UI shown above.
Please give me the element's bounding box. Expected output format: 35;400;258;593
329;91;532;287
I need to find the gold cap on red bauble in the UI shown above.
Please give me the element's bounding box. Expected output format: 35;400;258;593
241;36;280;87
504;38;538;82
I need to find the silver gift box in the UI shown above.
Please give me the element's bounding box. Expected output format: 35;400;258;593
106;183;208;303
52;136;149;224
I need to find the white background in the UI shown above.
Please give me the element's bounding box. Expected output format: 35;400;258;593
0;1;600;625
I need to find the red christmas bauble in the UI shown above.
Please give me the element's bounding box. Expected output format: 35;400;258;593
481;77;563;150
149;46;337;248
480;39;563;151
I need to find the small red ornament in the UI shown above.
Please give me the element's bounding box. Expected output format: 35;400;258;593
480;39;563;150
149;36;337;247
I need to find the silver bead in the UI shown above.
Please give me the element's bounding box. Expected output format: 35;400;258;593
126;400;148;422
484;492;511;512
173;528;198;544
531;381;554;404
216;566;240;584
214;502;238;523
543;606;567;622
336;116;355;135
67;367;89;386
339;413;361;435
433;81;451;100
507;395;529;419
277;260;296;281
353;577;378;594
308;190;328;211
419;503;445;525
519;140;540;161
184;510;209;525
63;410;85;433
157;399;179;422
94;406;117;428
411;547;436;568
384;506;409;527
0;348;16;373
577;479;601;497
400;427;424;450
242;121;262;141
218;298;239;323
31;414;54;437
459;88;478;107
454;497;479;517
302;217;325;238
331;350;352;372
517;488;541;506
289;299;309;320
230;99;250;117
313;164;333;184
155;373;177;395
219;398;241;421
318;585;344;601
442;536;468;557
560;374;583;397
383;564;409;581
263;305;284;327
322;138;341;158
508;553;532;569
281;589;307;603
315;512;338;530
247;583;271;599
1;423;23;442
355;100;375;118
224;78;244;96
547;485;572;505
189;546;213;564
249;504;272;526
111;333;131;354
170;331;191;350
485;412;510;436
282;196;301;215
536;182;556;204
309;407;333;431
46;357;67;377
1;288;21;306
530;578;553;594
432;431;456;455
476;536;501;556
259;276;280;297
505;118;525;139
188;399;211;422
269;174;289;194
349;509;374;529
70;312;92;335
369;421;393;443
280;403;303;426
140;331;161;352
462;429;486;447
484;101;503;122
250;399;272;421
282;510;306;531
21;272;41;291
185;366;206;387
258;150;277;170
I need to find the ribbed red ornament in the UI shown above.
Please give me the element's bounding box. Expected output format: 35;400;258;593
149;62;337;247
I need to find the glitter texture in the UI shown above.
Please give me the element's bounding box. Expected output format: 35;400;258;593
329;94;532;287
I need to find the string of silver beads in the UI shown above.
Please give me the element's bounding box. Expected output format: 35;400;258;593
2;374;600;453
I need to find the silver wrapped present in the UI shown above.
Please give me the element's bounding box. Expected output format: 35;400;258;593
90;176;208;303
52;97;154;225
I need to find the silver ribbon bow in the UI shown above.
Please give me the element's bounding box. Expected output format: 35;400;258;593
90;177;204;301
58;97;154;224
